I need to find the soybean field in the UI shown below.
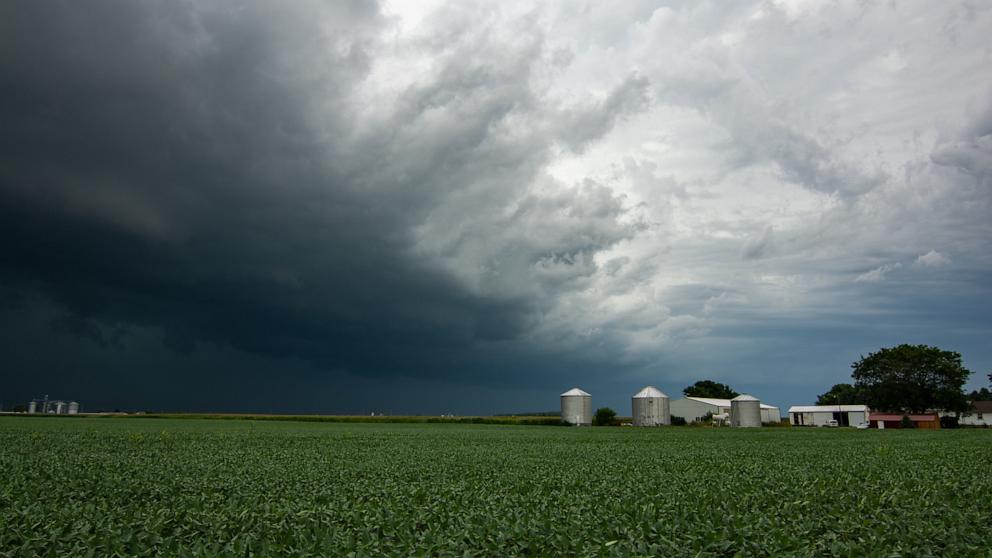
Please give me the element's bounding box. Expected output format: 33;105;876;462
1;418;990;557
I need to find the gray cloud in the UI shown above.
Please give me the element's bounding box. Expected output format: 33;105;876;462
2;0;991;412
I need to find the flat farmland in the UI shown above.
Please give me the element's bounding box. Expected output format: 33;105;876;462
1;418;989;557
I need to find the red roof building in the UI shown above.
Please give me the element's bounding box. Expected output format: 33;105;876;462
868;413;941;429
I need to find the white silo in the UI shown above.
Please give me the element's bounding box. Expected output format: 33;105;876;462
632;386;670;426
731;394;762;427
67;402;79;414
54;401;65;414
560;388;592;425
27;401;37;414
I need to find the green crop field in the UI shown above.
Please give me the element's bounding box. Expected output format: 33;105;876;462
1;418;989;557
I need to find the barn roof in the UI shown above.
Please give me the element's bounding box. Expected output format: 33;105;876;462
869;413;939;421
971;400;992;413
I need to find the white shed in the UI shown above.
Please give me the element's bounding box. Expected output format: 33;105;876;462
787;405;869;427
669;397;780;424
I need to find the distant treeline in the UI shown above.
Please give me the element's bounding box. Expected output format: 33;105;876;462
6;412;568;426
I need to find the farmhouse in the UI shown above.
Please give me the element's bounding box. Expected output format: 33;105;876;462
940;400;992;427
787;405;869;427
669;397;780;424
868;413;941;429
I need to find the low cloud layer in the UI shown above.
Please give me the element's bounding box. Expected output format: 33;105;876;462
2;1;990;413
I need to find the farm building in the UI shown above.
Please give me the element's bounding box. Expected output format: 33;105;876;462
868;413;941;429
669;397;780;424
787;405;869;427
941;401;992;427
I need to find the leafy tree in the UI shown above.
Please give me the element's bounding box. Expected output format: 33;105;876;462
683;380;739;399
851;344;971;414
815;383;865;405
592;407;617;426
968;387;992;401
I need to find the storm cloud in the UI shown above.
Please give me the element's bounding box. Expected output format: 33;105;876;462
2;1;991;413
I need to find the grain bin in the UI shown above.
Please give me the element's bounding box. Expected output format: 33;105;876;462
730;394;762;427
632;386;670;426
28;401;37;414
67;402;79;414
560;388;592;425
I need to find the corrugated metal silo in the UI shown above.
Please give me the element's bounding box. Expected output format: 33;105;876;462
67;402;79;414
54;401;65;414
731;394;762;427
631;386;670;426
560;387;592;425
28;401;36;414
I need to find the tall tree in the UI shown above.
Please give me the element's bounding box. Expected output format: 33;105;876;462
851;344;971;414
815;383;865;405
683;380;739;399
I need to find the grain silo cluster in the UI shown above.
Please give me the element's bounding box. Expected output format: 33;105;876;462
560;386;774;427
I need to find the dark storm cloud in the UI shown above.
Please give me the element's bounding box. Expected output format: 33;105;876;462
0;0;645;398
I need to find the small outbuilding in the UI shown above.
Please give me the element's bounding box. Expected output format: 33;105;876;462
869;413;941;429
788;405;869;427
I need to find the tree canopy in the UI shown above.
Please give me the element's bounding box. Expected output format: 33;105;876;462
851;344;971;414
592;407;617;426
815;383;865;406
968;387;992;401
683;380;739;399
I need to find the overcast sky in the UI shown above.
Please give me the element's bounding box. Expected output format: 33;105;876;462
2;0;990;414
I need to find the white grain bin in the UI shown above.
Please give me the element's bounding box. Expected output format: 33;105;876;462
632;386;670;426
54;401;65;414
560;387;592;425
67;402;79;414
731;394;762;427
27;401;37;414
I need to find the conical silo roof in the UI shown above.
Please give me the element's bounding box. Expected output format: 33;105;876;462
732;394;759;401
560;387;591;397
632;386;668;399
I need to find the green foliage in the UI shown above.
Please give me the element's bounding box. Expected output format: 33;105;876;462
968;387;992;401
852;344;972;413
2;417;991;556
815;383;865;405
670;416;687;426
900;415;915;429
683;380;739;399
592;407;618;426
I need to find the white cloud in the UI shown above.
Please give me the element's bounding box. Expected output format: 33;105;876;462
914;250;950;268
855;263;903;283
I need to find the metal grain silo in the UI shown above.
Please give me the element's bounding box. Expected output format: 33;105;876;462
632;386;670;426
28;401;37;414
67;402;79;414
560;388;592;425
731;394;762;427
